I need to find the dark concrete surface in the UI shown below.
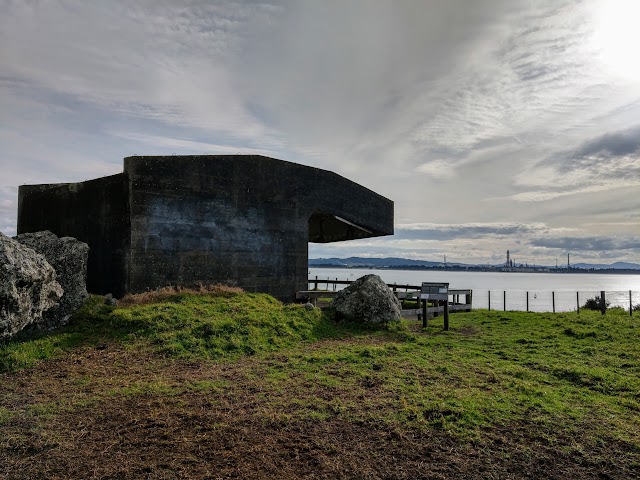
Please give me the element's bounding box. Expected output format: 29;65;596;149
18;174;130;297
18;155;393;301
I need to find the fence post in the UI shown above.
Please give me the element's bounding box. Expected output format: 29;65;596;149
576;292;580;314
314;276;318;290
600;291;606;315
552;291;555;313
444;299;450;331
488;291;491;311
334;278;337;291
526;291;529;312
631;290;633;317
503;291;506;312
422;298;428;328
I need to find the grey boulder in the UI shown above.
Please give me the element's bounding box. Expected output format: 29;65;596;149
332;274;401;324
15;230;89;328
0;232;63;340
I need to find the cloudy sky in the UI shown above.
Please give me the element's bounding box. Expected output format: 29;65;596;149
2;0;639;266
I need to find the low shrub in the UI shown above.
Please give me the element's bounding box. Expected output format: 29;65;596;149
581;296;610;311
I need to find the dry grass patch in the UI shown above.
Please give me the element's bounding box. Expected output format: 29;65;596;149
119;283;244;306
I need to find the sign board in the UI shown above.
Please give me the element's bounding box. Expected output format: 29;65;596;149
420;282;449;301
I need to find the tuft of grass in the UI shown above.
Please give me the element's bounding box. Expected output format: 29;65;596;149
0;332;85;372
0;406;13;426
108;380;180;398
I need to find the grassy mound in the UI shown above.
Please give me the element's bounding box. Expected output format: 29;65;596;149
0;291;373;372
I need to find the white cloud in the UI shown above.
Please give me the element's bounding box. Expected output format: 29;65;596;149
415;160;456;179
506;181;640;202
108;131;283;156
1;0;640;264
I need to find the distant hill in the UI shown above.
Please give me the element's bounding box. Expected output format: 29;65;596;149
573;261;640;270
310;257;640;271
309;257;461;268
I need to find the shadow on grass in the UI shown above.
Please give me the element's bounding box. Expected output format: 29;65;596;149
0;297;146;372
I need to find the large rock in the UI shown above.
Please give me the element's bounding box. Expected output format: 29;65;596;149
15;230;89;328
0;232;63;340
332;274;402;324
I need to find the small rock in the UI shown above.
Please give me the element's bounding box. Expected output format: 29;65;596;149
104;294;117;306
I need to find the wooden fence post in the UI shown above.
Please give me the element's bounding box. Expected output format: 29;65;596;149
422;299;428;328
503;291;506;312
526;292;529;312
444;299;449;331
552;291;555;313
488;291;491;311
314;276;318;290
600;291;606;315
630;290;633;317
576;292;580;314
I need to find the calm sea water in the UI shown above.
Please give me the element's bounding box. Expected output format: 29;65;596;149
309;268;640;312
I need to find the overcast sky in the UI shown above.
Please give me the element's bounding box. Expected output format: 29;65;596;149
2;0;639;265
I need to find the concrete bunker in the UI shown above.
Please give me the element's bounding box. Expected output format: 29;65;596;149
18;155;394;301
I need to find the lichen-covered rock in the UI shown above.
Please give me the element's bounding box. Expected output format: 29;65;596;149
0;232;63;340
15;230;89;328
332;274;401;324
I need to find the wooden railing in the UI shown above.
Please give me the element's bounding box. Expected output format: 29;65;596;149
298;279;473;326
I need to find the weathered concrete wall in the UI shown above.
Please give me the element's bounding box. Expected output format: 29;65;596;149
124;156;393;300
18;155;393;301
17;174;130;297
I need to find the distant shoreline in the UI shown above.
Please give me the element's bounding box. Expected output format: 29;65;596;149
309;265;640;275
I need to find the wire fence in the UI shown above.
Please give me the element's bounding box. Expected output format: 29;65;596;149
477;290;638;313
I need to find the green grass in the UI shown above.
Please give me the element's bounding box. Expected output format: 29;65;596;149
0;331;86;372
1;292;639;451
260;309;640;439
0;292;372;371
